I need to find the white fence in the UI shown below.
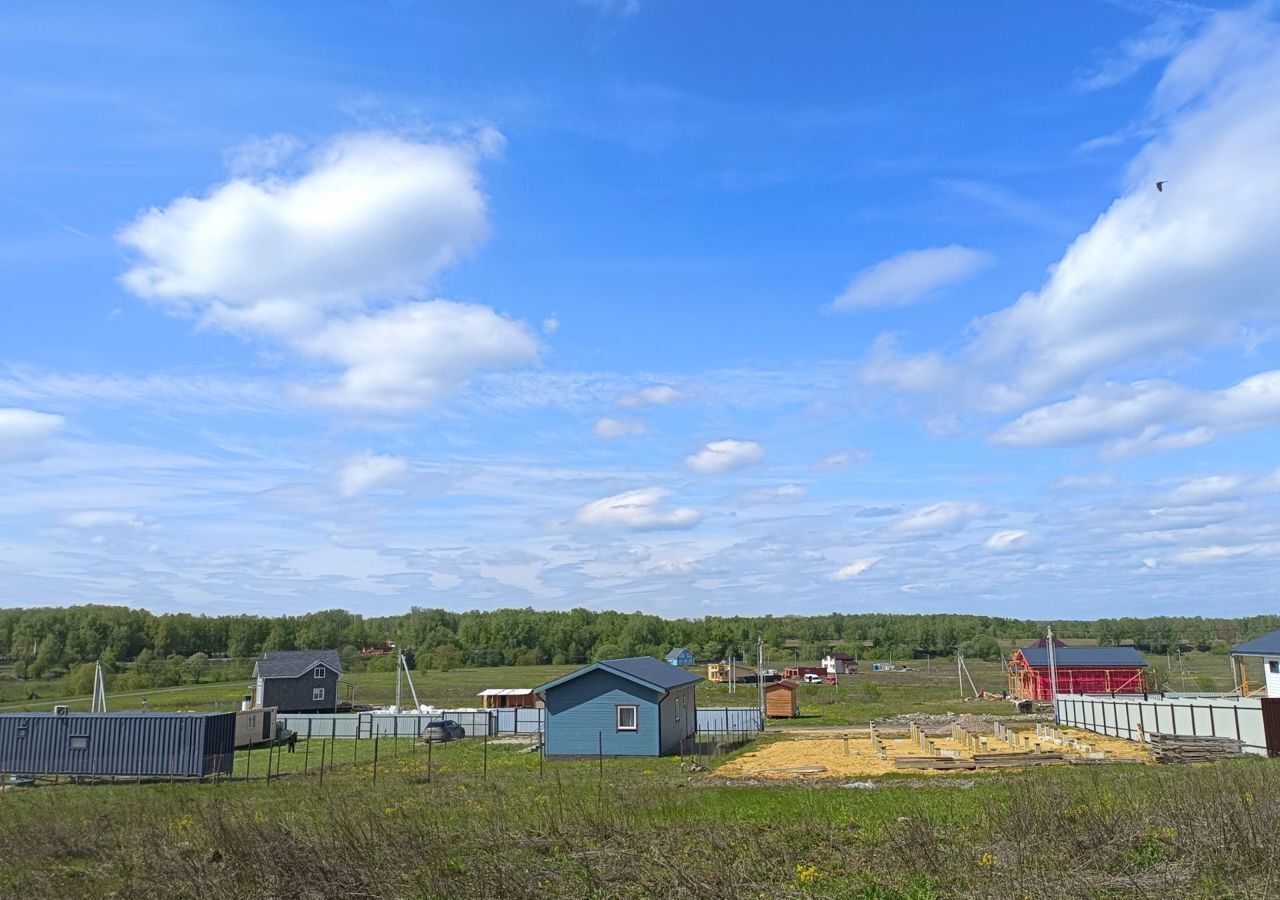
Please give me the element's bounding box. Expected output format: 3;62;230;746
278;705;763;740
1054;693;1270;756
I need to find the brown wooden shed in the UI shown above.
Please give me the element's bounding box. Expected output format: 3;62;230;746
764;680;798;718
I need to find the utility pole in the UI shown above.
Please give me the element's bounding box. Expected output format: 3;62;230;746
91;660;107;713
1046;626;1059;713
756;636;765;728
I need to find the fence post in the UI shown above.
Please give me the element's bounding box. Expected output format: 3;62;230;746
246;741;252;781
319;739;326;786
266;738;273;783
483;727;488;781
372;734;379;786
394;717;399;759
304;720;311;773
427;732;432;783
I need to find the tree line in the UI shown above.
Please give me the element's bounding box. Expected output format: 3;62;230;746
1;604;1277;681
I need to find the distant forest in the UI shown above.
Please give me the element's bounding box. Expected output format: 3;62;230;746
2;605;1277;689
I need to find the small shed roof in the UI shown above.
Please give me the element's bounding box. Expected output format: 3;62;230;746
255;649;342;678
1017;646;1145;668
1231;629;1280;657
824;652;854;660
666;647;693;659
764;679;796;691
477;688;536;697
536;656;703;694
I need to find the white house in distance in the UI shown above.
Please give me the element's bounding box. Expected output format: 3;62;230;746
822;652;855;675
1231;629;1280;696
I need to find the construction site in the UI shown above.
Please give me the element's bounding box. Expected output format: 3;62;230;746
717;716;1149;779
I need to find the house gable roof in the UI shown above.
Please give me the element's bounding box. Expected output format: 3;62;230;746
254;649;342;678
666;647;692;659
1231;629;1280;657
536;656;703;695
1016;646;1146;668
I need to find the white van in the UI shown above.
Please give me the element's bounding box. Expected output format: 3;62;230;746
802;673;824;684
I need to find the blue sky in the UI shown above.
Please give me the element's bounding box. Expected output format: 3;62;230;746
2;0;1280;618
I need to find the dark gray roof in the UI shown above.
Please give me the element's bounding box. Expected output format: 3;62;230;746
255;649;342;678
1231;629;1280;657
601;656;702;689
1019;646;1146;668
536;656;703;694
666;647;692;658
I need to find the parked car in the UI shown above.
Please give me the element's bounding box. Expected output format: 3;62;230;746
420;719;466;742
802;673;824;684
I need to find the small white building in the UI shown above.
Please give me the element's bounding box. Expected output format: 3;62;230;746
822;652;855;675
1231;630;1280;697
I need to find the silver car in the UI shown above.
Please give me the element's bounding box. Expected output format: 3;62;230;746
420;719;466;742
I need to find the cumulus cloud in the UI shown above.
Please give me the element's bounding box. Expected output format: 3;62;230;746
992;370;1280;455
685;439;764;475
741;484;807;504
1051;473;1118;490
985;529;1035;551
863;10;1280;453
833;245;992;311
0;408;64;462
834;558;880;580
592;417;648;440
572;488;701;531
338;450;410;497
882;501;988;539
616;384;681;407
1076;16;1196;92
811;448;868;472
118;131;539;411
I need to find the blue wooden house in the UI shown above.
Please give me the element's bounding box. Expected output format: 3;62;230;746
536;657;702;757
665;647;695;667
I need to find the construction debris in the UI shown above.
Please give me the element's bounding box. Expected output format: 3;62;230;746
1149;734;1248;764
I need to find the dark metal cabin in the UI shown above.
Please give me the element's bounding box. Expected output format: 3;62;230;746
0;711;235;779
252;649;343;713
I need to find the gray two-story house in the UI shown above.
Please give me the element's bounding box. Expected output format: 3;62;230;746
252;650;343;713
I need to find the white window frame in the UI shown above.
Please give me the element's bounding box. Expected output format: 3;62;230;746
313;687;326;702
616;704;638;732
314;666;326;678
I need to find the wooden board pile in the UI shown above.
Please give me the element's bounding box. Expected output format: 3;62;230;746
1149;734;1248;763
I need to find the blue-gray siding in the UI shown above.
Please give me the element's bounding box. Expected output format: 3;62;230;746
544;669;663;756
658;683;697;754
258;668;339;713
0;712;235;778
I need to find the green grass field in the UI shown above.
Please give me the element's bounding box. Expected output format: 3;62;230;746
2;731;1278;898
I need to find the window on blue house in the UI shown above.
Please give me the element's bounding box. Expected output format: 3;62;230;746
616;704;638;732
1269;660;1279;675
314;666;326;678
313;687;325;701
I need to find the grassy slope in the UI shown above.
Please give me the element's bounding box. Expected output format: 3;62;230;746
1;736;1277;899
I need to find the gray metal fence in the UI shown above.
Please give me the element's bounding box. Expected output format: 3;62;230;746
279;710;495;740
696;706;763;733
1054;692;1268;756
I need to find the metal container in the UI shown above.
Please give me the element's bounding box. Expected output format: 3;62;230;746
0;711;236;779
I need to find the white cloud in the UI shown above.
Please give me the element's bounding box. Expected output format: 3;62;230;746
64;510;148;530
297;301;539;412
833;245;992;311
970;9;1280;401
592;417;648;440
119;131;539;412
741;484;807;504
985;529;1035;551
882;501;988;539
572;488;701;531
616;384;681;407
811;448;868;472
338;451;410;497
0;408;64;462
1076;16;1196;92
992;370;1280;455
541;316;560;335
834;558;880;580
685;439;764;475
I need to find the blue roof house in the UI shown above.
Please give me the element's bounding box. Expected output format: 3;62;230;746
665;647;695;667
536;657;702;757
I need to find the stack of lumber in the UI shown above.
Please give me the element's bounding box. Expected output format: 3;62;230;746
973;751;1064;768
893;756;975;771
1149;734;1247;763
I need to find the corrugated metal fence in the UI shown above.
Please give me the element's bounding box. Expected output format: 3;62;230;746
1054;692;1269;756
